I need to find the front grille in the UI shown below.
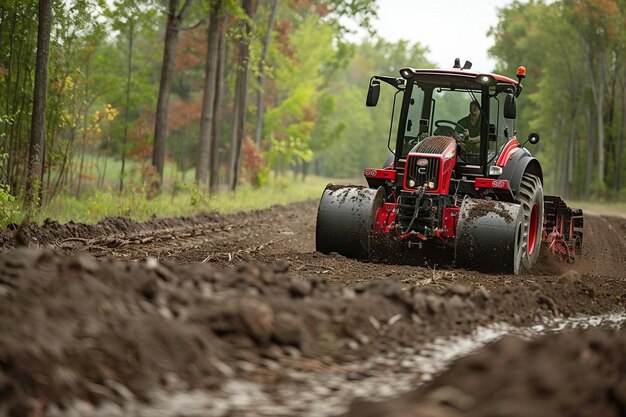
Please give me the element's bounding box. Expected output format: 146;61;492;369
405;156;440;189
413;135;455;154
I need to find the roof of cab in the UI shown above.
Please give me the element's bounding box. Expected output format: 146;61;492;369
400;67;518;85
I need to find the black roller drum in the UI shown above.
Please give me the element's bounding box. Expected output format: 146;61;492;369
316;185;384;260
455;198;524;275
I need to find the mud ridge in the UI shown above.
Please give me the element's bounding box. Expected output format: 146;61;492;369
0;203;313;253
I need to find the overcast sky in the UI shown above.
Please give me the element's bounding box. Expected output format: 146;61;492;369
349;0;515;72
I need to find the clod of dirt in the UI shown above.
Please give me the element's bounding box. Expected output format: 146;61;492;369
325;184;366;193
462;199;514;224
346;328;626;417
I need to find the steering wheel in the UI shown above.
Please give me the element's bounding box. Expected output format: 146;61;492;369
435;120;465;132
435;120;472;143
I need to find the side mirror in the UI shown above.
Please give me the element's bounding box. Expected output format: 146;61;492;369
528;132;540;145
504;93;516;119
366;79;380;107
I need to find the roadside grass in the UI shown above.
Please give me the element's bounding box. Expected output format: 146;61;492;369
2;175;340;227
7;158;622;228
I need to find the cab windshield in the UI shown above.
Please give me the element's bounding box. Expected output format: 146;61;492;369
400;79;515;166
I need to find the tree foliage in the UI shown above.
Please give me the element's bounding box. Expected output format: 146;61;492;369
489;0;626;199
3;0;622;219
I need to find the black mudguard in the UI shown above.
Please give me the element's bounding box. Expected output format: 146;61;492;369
499;148;543;198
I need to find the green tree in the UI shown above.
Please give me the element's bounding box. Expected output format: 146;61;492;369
489;0;626;199
0;0;38;195
315;38;432;178
106;0;158;192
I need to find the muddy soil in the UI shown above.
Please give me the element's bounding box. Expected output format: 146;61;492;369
348;327;626;417
0;200;625;416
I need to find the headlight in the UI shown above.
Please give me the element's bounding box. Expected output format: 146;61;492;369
408;179;416;187
400;68;414;78
489;166;503;176
475;74;497;86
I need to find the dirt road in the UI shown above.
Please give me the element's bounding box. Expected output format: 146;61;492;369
0;201;624;416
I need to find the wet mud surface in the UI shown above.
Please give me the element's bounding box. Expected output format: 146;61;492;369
348;327;626;417
1;200;625;416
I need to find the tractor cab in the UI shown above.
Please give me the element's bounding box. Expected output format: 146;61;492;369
367;66;522;185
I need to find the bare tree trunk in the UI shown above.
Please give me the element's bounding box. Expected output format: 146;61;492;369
615;82;625;193
25;0;52;209
556;117;565;195
43;70;70;199
596;84;605;187
196;0;221;185
51;130;74;200
77;59;90;197
605;62;619;188
229;67;246;191
6;12;32;190
254;0;279;147
582;41;608;196
566;132;574;198
1;9;14;155
10;73;29;191
181;128;187;182
229;0;258;191
10;71;30;193
5;13;18;188
209;13;227;194
302;161;309;181
584;108;595;200
173;128;181;181
562;98;582;198
152;0;193;187
101;157;108;189
120;22;134;193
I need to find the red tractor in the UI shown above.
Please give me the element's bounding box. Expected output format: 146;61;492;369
316;60;583;274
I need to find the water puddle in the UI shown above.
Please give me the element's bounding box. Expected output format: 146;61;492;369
54;311;626;417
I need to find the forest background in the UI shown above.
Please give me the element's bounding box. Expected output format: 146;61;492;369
0;0;624;225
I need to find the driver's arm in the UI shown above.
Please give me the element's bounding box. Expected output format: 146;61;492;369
455;122;465;134
455;120;471;139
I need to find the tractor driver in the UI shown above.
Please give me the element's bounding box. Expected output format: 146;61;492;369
455;101;481;142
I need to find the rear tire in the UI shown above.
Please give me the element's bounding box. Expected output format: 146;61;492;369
515;174;544;272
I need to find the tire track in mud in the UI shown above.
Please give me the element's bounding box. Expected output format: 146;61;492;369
1;200;625;308
575;215;626;278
